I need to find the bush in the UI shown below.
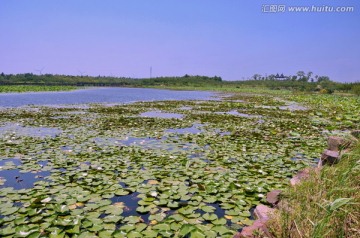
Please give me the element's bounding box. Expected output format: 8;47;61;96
352;85;360;96
319;89;328;94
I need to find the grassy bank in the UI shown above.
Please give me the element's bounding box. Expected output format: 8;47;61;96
270;141;360;237
0;85;79;93
1;73;360;95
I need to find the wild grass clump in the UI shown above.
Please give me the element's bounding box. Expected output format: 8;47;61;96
0;85;78;93
271;142;360;237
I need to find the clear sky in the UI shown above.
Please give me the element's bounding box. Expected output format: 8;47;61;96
0;0;359;82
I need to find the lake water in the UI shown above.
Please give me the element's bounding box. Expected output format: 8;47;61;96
0;87;215;107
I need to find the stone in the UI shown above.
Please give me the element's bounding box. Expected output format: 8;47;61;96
327;136;345;151
320;149;340;166
236;219;270;238
235;205;275;237
254;204;274;220
290;168;311;186
266;190;282;205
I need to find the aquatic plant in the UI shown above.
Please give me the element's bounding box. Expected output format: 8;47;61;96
0;92;358;237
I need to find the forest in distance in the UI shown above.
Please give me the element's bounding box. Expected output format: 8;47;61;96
0;71;359;95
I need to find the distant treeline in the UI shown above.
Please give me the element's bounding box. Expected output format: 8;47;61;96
0;72;359;95
225;79;360;94
0;73;222;87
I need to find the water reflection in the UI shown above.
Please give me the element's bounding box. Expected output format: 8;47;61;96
0;169;50;190
0;88;215;107
140;111;183;119
0;123;61;138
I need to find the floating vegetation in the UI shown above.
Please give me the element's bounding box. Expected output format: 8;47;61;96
0;91;358;237
215;110;261;118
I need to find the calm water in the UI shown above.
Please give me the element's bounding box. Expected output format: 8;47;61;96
0;87;215;107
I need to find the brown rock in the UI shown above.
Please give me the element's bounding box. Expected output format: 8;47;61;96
320;149;340;166
290;168;311;186
266;190;282;205
327;136;345;151
254;204;274;220
237;219;270;237
235;205;276;237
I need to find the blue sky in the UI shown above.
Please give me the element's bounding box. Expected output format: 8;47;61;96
0;0;359;82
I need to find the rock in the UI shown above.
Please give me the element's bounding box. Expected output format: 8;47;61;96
290;168;311;186
266;190;282;206
351;130;360;139
328;135;356;152
320;149;340;166
254;204;274;220
236;219;271;238
327;136;346;151
235;205;275;237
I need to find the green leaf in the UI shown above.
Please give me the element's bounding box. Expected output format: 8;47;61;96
1;206;19;215
211;225;232;235
202;213;217;221
136;206;150;213
142;229;158;237
135;223;147;232
99;230;114;238
88;224;103;232
190;230;206;238
149;214;165;222
201;205;215;213
212;218;227;225
169;214;184;221
123;216;141;224
179;224;196;237
127;231;142;238
119;224;135;232
153;223;170;231
103;215;121;223
328;198;353;212
225;209;240;216
204;230;217;238
66;225;80;234
167;201;179;208
239;210;251;217
109;206;123;216
78;232;98;238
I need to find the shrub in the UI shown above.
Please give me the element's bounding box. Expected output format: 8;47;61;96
352;84;360;96
319;89;328;94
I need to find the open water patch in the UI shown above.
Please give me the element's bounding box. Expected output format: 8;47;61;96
165;123;204;134
0;88;215;107
0;123;61;138
140;111;183;119
0;168;50;190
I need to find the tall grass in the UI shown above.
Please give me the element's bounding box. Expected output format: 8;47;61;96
0;85;78;93
270;142;360;237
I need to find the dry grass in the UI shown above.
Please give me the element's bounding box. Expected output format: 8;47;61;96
269;141;360;238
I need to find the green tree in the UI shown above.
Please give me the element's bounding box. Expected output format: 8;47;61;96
307;71;313;82
297;71;307;82
317;76;330;83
